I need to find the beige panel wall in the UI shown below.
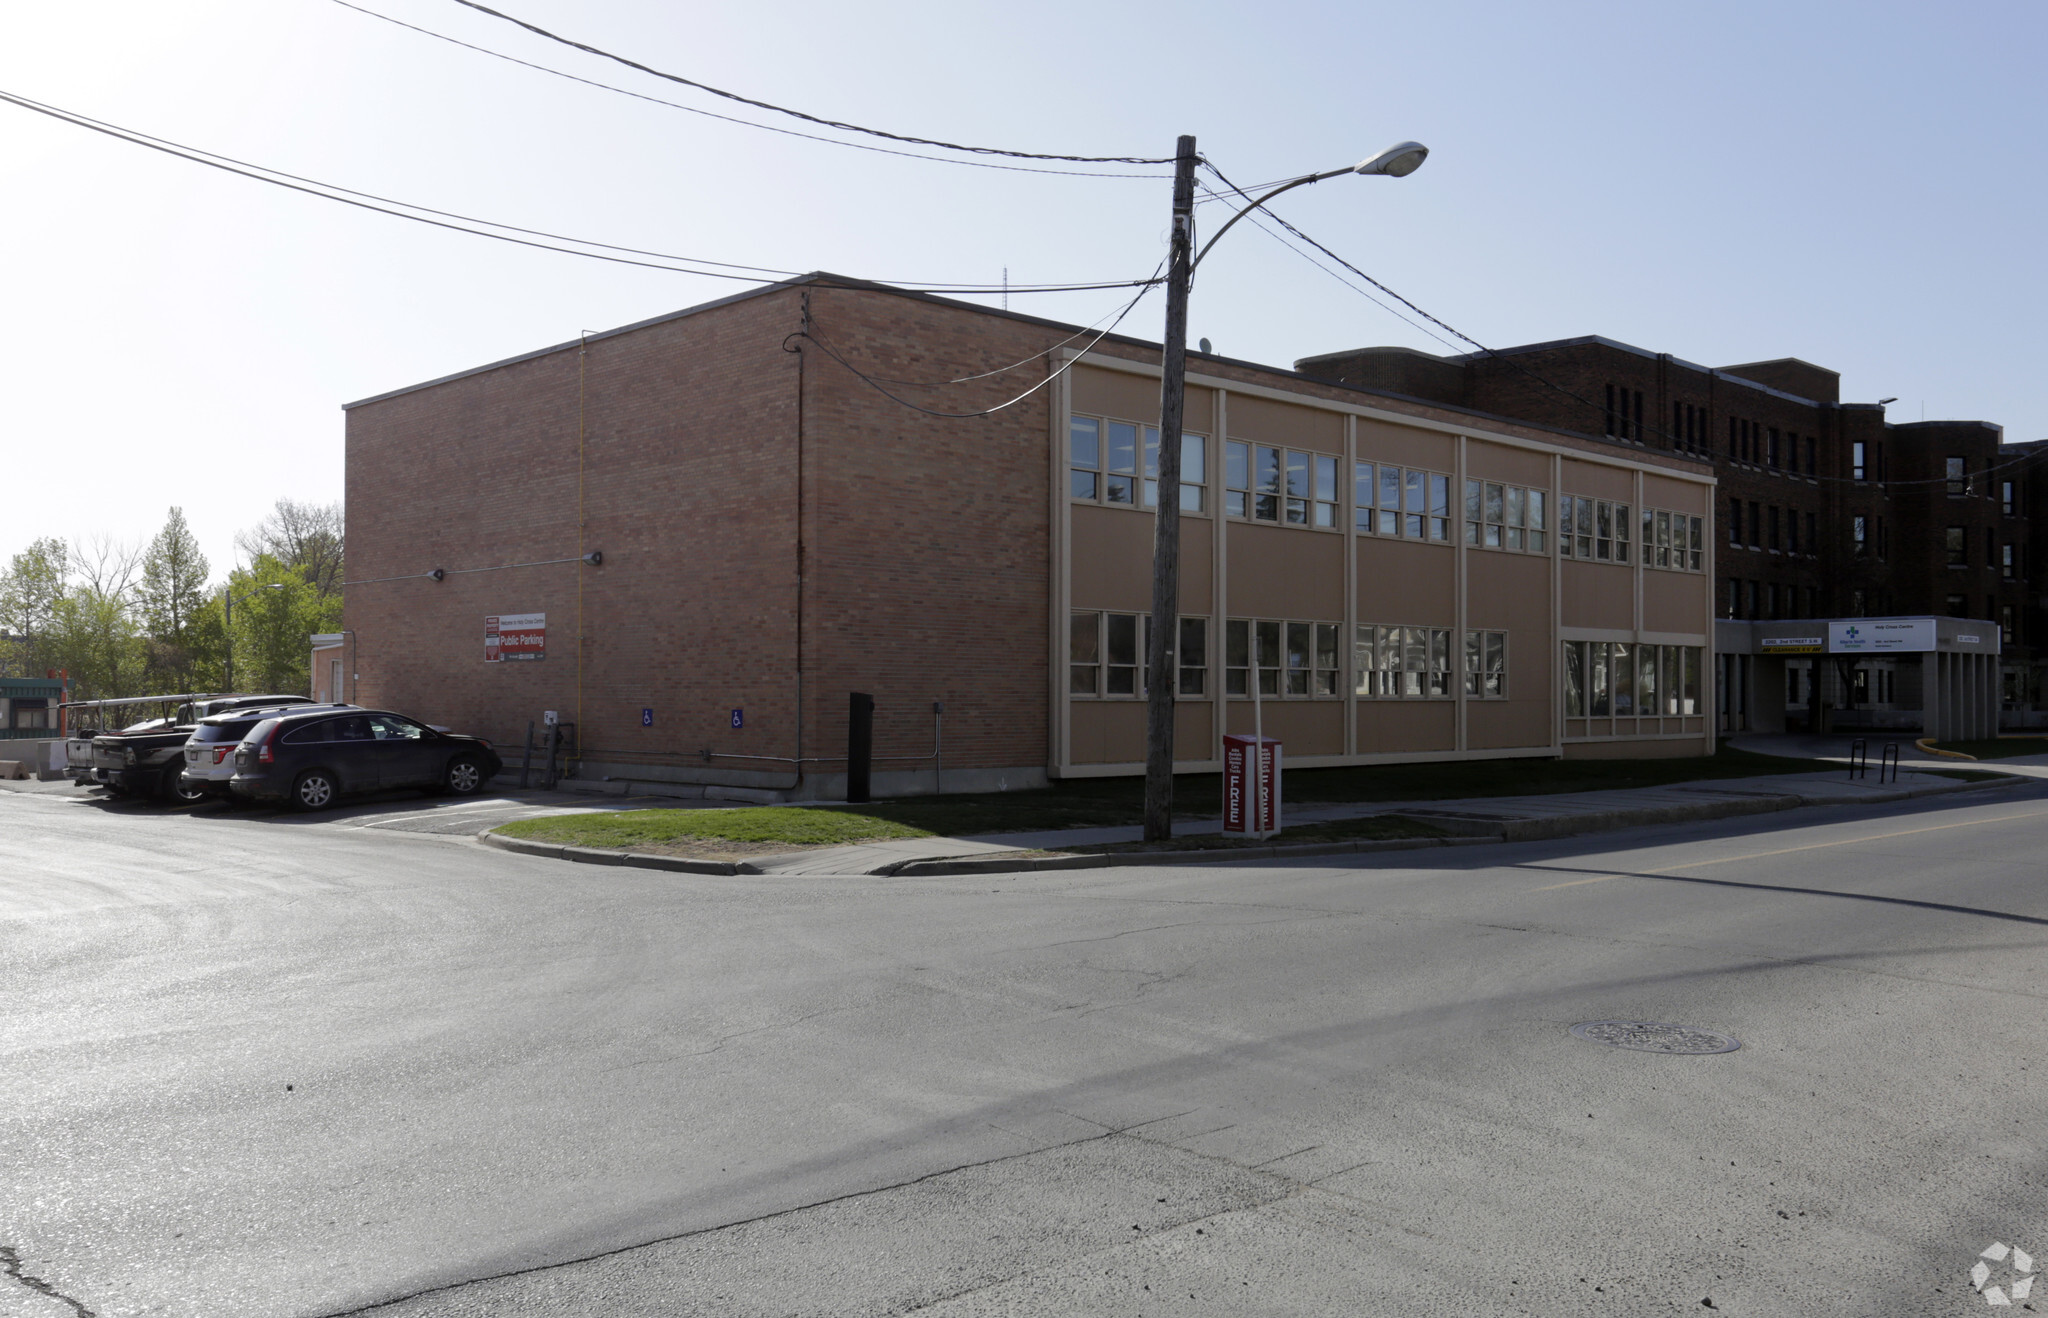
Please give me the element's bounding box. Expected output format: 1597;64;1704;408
1642;472;1707;515
1357;418;1456;470
1227;523;1345;621
1072;371;1216;438
1070;506;1212;612
1561;561;1634;631
1560;457;1633;501
1356;701;1456;753
1070;699;1146;764
1230;394;1343;453
1466;551;1554;750
1643;573;1709;635
1222;698;1345;757
1358;539;1456;627
1464;438;1550;486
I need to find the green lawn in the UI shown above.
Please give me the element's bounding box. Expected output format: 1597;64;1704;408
496;807;933;850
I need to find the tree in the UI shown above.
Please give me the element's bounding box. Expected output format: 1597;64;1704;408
226;555;339;695
44;536;146;699
235;499;343;598
139;508;212;689
0;537;70;677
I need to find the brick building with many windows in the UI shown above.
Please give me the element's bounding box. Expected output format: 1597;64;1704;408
1297;337;2048;726
341;277;1716;799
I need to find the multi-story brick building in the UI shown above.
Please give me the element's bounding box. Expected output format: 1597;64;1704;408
1298;336;2048;728
341;277;1716;799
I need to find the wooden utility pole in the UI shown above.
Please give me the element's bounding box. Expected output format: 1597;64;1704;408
1142;135;1199;842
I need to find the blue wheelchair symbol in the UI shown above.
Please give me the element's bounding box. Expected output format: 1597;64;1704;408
641;708;653;727
731;708;744;729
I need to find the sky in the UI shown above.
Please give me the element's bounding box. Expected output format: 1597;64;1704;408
4;0;2046;578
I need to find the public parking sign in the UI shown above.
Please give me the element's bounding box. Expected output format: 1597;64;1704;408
484;613;546;662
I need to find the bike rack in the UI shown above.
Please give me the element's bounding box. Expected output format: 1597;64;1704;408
1879;741;1900;785
1848;737;1867;780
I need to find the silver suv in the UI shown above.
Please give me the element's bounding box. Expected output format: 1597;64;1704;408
181;703;354;798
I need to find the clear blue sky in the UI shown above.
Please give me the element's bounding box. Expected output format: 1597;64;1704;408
4;0;2043;576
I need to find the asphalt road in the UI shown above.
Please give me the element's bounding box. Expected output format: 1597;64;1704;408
2;777;2044;1317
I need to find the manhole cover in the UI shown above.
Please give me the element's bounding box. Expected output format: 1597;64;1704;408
1568;1020;1740;1054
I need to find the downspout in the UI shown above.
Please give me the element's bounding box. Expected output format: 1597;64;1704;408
795;291;808;794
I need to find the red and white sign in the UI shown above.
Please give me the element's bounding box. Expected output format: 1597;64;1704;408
1221;734;1281;836
485;613;546;663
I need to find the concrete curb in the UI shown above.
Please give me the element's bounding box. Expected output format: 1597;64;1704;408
474;771;2013;878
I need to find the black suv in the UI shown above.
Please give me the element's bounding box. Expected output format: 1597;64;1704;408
230;708;500;810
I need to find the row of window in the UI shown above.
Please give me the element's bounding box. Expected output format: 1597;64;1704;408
1943;527;2029;576
1735;501;1820;557
1563;642;1705;718
1729;417;1816;476
1067;612;1512;700
1726;580;1825;621
1071;416;1699;570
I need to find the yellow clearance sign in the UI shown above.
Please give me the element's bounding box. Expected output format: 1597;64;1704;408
1760;636;1823;654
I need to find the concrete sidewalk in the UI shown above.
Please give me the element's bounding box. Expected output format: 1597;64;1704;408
481;760;2013;878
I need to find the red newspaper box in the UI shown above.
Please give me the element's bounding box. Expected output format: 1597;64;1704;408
1221;733;1281;837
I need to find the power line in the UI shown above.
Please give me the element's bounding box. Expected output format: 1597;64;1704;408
443;0;1174;166
1202;155;2047;487
0;87;1159;295
792;270;1161;418
330;0;1167;180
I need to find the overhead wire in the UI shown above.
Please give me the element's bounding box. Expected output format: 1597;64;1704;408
1199;154;2041;485
0;87;1160;295
792;265;1163;418
443;0;1174;166
329;0;1167;180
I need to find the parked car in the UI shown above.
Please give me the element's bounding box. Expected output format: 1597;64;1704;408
67;693;315;787
179;703;355;800
230;708;500;809
88;695;318;801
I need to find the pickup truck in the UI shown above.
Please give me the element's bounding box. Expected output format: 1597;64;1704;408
73;694;315;799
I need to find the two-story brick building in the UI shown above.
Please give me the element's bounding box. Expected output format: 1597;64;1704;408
341;276;1716;798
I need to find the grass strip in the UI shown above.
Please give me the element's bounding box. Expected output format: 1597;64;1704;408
1924;738;2048;761
495;806;933;850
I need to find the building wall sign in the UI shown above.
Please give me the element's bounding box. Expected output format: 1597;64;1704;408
1829;619;1934;654
1760;636;1824;654
485;613;546;662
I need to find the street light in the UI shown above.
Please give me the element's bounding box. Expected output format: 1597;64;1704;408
1140;137;1429;842
223;582;285;693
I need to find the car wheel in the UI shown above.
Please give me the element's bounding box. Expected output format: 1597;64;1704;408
161;766;209;805
293;770;338;811
444;756;485;796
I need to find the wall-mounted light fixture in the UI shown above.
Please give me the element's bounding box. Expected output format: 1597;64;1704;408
427;568;445;582
583;551;603;566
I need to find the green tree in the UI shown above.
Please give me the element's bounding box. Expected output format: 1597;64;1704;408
0;537;70;677
139;507;213;689
44;536;147;698
235;499;343;598
226;556;340;695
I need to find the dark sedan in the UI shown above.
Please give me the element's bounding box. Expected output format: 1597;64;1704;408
229;709;500;810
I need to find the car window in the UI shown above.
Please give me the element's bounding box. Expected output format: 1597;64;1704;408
369;714;428;741
243;718;281;745
281;715;373;744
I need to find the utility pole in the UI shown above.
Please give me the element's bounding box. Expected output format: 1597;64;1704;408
1142;134;1198;842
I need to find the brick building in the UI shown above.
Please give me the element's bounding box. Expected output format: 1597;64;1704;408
341;277;1715;798
1298;337;2048;728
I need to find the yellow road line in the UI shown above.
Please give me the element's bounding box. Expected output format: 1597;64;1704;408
1530;807;2048;891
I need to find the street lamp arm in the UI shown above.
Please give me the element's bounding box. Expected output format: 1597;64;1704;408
1191;169;1350;271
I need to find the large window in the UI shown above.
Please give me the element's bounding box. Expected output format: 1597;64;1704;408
1354;624;1452;698
1226;443;1339;527
1355;463;1451;540
1070;416;1207;512
1947;456;1968;496
1465;480;1548;552
1563;642;1702;717
1224;618;1340;696
1070;612;1207;697
1947;526;1967;567
1558;495;1631;563
1463;631;1507;698
1639;508;1703;572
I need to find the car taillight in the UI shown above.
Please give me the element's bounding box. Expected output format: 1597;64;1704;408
255;725;278;765
213;745;234;765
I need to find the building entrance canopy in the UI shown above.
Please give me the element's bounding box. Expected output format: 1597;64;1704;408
1721;616;2001;657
